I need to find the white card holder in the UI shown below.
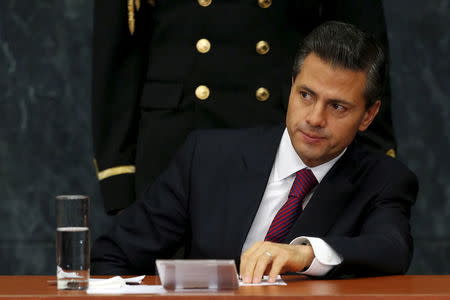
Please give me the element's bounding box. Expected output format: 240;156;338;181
156;259;239;290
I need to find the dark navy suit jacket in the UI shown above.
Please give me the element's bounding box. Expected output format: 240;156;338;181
92;125;418;277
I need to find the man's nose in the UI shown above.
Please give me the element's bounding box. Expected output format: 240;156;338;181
305;103;326;128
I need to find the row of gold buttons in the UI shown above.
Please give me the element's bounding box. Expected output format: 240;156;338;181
195;86;270;102
196;0;271;55
195;0;272;101
196;39;270;55
198;0;272;8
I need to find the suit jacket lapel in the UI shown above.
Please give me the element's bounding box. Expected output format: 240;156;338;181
227;125;285;256
284;143;359;241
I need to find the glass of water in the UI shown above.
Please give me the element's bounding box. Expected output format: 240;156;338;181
56;195;90;290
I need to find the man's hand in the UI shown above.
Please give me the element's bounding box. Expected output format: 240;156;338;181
240;241;314;283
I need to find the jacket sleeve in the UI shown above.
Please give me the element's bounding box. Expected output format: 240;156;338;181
91;132;198;275
320;0;397;155
92;0;151;214
322;167;419;278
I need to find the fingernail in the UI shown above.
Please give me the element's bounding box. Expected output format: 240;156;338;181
244;276;250;283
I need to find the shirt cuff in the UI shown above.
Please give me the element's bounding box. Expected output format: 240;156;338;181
290;236;343;276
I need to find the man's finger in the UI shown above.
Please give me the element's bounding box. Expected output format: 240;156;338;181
241;253;260;283
239;252;247;279
240;242;262;280
251;251;273;283
268;254;287;282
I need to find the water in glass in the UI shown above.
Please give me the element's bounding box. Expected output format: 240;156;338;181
56;226;90;290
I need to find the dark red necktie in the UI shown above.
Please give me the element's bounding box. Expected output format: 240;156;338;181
264;168;318;243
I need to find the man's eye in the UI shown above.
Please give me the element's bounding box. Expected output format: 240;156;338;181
300;91;310;99
331;103;346;111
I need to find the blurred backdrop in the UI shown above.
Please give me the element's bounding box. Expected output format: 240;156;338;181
0;0;448;274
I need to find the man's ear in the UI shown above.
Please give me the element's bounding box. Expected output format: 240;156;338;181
359;100;381;132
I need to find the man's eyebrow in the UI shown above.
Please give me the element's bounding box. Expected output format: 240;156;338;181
298;85;317;97
328;98;355;107
299;85;354;106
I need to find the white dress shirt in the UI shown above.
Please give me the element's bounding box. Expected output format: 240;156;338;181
242;128;344;276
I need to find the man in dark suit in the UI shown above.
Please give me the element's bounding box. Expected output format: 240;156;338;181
92;22;418;280
92;0;397;215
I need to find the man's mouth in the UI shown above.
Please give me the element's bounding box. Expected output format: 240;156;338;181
299;130;325;143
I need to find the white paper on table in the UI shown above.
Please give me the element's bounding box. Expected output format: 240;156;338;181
87;275;166;294
239;275;286;286
87;284;166;295
57;266;84;279
87;274;285;294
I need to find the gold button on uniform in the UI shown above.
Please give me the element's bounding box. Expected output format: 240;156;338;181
258;0;272;8
196;38;211;53
256;87;270;101
198;0;212;7
195;85;210;100
256;41;270;55
386;149;396;158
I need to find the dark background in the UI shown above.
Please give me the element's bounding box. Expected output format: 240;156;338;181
0;1;448;274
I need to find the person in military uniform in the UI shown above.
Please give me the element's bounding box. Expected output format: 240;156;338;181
92;0;397;215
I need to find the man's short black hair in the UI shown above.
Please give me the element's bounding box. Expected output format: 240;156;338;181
292;21;387;108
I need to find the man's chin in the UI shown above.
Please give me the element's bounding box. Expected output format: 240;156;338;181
295;146;325;167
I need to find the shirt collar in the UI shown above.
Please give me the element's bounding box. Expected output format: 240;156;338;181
272;128;346;183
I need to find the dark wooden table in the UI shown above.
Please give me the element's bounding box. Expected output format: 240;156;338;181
0;275;450;299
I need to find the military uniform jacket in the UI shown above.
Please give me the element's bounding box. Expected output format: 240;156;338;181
92;0;397;214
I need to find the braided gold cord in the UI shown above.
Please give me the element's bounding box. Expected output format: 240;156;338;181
127;0;140;35
97;165;136;180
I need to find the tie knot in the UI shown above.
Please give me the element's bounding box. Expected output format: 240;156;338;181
289;168;318;198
